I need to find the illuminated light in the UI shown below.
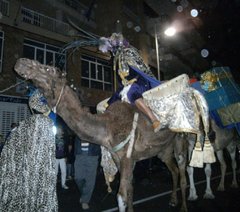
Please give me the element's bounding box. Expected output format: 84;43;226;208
177;5;183;12
53;126;57;135
164;27;176;37
190;9;198;17
201;49;209;58
134;26;141;32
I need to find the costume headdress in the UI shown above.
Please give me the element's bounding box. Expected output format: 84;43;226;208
62;19;129;55
28;89;50;114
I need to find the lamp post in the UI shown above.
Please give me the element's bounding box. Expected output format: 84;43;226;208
155;25;160;81
155;25;176;81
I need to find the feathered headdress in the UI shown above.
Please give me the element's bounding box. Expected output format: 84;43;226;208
62;19;129;54
60;18;99;52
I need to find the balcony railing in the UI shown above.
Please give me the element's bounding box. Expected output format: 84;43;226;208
21;7;70;36
0;0;9;17
58;0;91;17
57;0;96;28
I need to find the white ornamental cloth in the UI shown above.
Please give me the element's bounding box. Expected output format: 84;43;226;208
0;114;57;212
143;74;209;134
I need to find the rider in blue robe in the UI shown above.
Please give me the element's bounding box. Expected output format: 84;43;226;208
99;33;161;132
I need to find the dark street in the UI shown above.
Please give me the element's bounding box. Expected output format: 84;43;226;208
57;156;240;212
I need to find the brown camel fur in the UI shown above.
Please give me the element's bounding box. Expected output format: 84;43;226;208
15;58;191;212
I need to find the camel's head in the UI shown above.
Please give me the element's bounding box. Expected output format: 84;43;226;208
15;58;67;104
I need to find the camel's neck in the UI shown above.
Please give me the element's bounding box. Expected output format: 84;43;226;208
54;86;109;146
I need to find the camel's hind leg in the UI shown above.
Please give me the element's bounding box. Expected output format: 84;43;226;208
177;155;188;212
187;134;198;201
216;150;226;191
174;134;188;212
217;141;238;190
117;157;134;212
227;142;238;188
164;157;179;207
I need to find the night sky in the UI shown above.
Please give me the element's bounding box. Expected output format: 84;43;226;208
189;0;240;82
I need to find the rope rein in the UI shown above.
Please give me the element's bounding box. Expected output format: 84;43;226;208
0;80;27;94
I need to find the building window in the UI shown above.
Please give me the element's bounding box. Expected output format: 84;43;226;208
81;55;113;91
23;38;66;70
0;99;30;138
0;0;10;17
0;31;4;73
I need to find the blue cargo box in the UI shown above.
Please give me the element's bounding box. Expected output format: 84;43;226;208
211;66;234;87
205;84;240;111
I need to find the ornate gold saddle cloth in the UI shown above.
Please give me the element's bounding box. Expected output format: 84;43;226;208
143;74;208;133
97;74;209;134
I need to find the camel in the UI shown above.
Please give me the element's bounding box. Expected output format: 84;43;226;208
187;118;239;201
14;58;210;212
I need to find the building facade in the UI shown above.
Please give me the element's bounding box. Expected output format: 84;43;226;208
0;0;158;137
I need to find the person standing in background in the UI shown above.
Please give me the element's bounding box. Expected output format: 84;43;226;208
0;134;4;155
5;123;18;141
66;134;75;180
74;136;100;210
56;125;69;190
0;123;18;155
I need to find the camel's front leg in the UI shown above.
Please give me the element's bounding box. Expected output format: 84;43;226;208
117;157;134;212
203;163;215;199
187;166;198;200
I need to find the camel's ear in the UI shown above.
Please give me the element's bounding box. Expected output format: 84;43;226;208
58;70;67;80
61;70;67;77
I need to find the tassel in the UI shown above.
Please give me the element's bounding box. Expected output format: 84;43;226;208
189;141;203;168
203;139;216;164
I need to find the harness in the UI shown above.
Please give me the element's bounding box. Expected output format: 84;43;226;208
111;112;139;158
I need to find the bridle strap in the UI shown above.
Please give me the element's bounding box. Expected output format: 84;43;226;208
53;85;65;113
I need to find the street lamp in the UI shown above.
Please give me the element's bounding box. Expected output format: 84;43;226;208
164;27;176;37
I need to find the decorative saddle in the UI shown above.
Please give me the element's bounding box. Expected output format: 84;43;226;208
98;74;209;135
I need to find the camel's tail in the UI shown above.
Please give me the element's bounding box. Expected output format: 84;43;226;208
191;87;209;135
189;87;216;167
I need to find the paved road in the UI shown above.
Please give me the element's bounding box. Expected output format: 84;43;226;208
58;157;240;212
